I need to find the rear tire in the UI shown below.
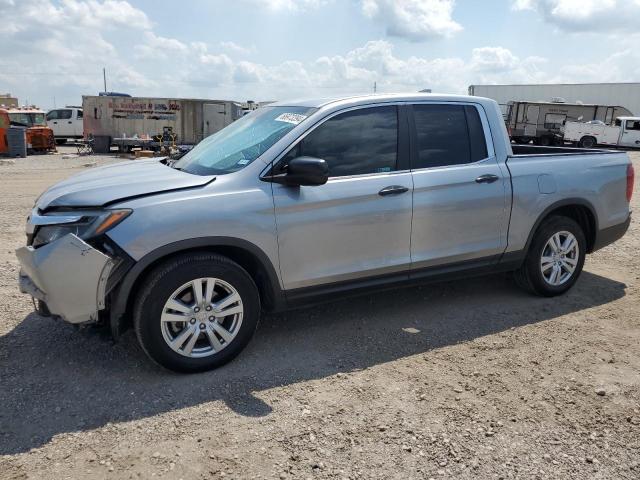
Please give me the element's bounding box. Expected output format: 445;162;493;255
133;252;260;373
579;136;597;149
535;136;552;147
514;216;586;297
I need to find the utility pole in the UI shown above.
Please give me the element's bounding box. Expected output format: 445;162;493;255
103;67;107;93
373;81;377;94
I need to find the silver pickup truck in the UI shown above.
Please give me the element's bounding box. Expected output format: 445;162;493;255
16;94;633;372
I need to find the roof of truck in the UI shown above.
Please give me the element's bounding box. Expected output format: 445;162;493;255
271;93;491;108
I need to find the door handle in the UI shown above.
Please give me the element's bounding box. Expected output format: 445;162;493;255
68;121;72;124
379;185;409;196
475;174;499;184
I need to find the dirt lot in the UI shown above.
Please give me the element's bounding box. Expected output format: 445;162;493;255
1;147;639;479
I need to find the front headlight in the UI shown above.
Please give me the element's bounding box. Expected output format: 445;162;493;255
32;209;131;248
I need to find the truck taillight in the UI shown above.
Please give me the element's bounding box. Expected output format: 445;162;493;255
627;164;635;202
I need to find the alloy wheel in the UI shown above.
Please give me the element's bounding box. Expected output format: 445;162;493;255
540;231;579;286
160;277;243;358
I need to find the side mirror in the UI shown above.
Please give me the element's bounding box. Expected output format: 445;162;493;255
264;156;329;186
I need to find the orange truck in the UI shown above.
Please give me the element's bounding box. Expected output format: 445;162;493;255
0;107;55;154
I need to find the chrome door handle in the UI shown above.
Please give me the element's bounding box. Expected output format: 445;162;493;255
475;174;499;184
379;185;409;196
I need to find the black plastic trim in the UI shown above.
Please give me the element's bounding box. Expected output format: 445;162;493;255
285;253;524;309
108;236;284;338
592;215;631;251
397;105;412;171
522;198;599;254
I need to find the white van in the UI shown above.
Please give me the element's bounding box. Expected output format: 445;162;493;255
46;107;83;143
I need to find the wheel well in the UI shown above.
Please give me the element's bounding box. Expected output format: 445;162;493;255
537;204;597;252
119;245;281;331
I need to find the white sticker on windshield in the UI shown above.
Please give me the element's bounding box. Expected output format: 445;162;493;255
275;113;308;125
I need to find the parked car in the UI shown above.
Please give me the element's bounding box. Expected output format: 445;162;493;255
564;116;640;148
46;107;83;143
16;94;633;372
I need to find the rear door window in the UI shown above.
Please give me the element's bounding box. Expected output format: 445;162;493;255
58;109;72;120
76;110;83;119
411;104;488;169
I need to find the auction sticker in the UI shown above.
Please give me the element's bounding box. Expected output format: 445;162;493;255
275;113;308;125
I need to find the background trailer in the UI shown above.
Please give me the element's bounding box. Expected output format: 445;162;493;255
469;83;640;117
82;96;243;152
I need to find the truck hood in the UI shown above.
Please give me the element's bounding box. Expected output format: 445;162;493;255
36;159;215;210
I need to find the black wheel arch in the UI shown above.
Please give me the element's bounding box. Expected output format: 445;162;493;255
108;237;285;338
523;198;598;256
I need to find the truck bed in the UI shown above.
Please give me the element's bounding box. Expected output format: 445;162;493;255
504;145;631;256
510;144;619;156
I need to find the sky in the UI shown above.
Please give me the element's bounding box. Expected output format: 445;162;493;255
1;0;639;109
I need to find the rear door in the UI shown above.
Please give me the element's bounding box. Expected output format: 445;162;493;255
272;104;413;290
524;104;539;136
409;103;509;271
203;103;228;138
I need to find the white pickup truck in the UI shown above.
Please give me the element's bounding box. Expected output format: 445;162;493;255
45;107;83;144
564;117;640;149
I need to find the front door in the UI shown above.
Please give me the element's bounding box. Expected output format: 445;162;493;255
619;119;640;147
272;105;413;290
56;109;74;137
409;103;509;270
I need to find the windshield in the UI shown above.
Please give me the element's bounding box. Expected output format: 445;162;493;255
175;106;316;175
8;112;45;127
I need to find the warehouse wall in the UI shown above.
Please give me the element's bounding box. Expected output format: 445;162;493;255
469;83;640;116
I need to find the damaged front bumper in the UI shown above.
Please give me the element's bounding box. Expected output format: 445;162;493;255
16;234;114;324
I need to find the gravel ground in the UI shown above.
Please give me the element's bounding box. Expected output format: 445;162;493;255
1;147;639;479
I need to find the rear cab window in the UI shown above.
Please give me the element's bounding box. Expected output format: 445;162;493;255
411;104;488;169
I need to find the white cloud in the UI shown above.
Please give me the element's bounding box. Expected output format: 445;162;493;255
220;41;256;56
246;0;329;11
1;0;639;108
513;0;640;32
361;0;462;41
134;32;188;59
0;0;155;104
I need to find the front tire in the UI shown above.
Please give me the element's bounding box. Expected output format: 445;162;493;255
514;216;586;297
133;253;260;373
